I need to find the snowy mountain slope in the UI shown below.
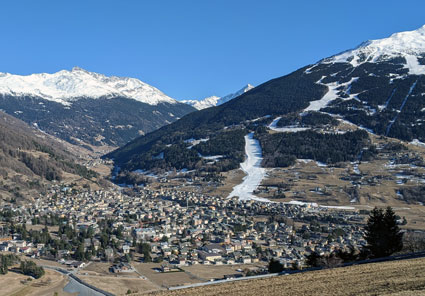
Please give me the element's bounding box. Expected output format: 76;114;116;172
0;68;195;146
322;25;425;73
0;67;176;105
108;25;425;175
182;84;254;110
302;25;425;141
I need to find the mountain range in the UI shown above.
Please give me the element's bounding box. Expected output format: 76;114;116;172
0;67;195;147
181;84;254;110
107;25;425;178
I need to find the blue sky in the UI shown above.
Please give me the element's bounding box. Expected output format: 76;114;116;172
0;1;424;100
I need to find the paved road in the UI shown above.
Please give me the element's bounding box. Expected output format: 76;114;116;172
42;265;114;296
63;276;106;296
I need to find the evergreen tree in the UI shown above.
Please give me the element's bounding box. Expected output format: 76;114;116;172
74;243;85;261
364;207;403;258
268;258;284;273
306;252;322;267
383;207;404;255
20;260;45;279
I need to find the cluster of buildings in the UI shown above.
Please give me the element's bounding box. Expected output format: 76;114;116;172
0;184;368;269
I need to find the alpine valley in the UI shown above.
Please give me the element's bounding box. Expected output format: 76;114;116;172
2;19;425;296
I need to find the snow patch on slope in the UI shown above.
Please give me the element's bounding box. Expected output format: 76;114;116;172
386;80;418;135
268;117;309;133
411;139;425;147
304;77;359;112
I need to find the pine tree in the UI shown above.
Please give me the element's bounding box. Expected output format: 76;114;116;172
364;207;403;258
74;243;85;261
268;258;284;273
383;207;403;255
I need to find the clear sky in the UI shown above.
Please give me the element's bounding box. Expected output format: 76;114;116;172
1;0;424;100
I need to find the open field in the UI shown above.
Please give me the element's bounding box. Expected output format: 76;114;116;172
79;275;160;295
181;264;264;281
245;133;425;230
262;158;425;230
133;263;203;288
26;225;59;233
80;261;116;276
1;268;74;296
209;167;246;198
149;257;425;296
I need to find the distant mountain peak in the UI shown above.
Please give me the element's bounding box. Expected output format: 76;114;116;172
0;68;177;105
71;66;88;72
182;84;255;110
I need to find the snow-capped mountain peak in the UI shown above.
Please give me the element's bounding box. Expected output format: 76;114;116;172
0;67;177;106
324;25;425;74
182;84;255;110
219;84;254;105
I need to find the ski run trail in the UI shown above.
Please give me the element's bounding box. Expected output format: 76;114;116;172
227;132;269;202
228;132;355;210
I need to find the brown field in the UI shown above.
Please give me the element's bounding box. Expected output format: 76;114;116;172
247;133;425;230
133;263;203;288
26;225;59;233
261;158;425;230
80;261;115;276
79;261;140;278
149;257;425;296
90;163;112;177
181;264;263;281
1;268;74;296
206;169;246;197
79;275;160;295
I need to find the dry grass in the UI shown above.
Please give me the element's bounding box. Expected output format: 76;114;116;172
1;268;74;296
27;257;67;269
80;261;114;276
207;169;246;197
149;257;425;296
253;135;425;230
181;264;262;281
79;275;160;295
26;225;59;233
133;263;203;288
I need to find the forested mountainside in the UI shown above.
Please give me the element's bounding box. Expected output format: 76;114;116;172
0;111;98;202
107;26;425;180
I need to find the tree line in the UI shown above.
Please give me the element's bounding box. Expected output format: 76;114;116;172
0;254;44;279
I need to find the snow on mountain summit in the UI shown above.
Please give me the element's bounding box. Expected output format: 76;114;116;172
0;67;177;105
324;25;425;74
182;84;254;110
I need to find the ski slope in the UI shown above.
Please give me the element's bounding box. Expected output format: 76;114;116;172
227;133;269;202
